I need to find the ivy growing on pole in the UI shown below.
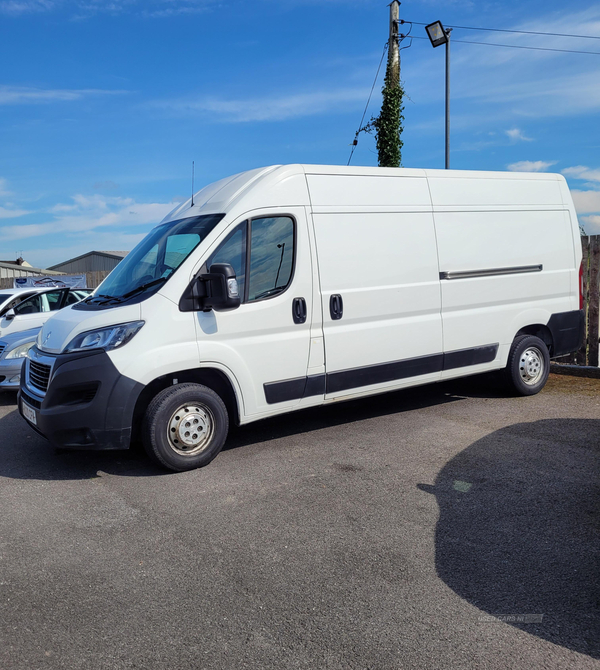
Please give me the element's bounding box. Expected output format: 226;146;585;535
362;48;405;168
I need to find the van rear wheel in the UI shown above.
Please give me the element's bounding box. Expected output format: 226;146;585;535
142;383;229;472
504;335;550;396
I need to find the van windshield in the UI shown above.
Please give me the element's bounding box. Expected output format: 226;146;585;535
78;214;224;308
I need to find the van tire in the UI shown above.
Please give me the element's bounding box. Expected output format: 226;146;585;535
504;335;550;396
142;383;229;472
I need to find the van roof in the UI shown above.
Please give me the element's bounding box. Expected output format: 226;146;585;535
161;164;565;224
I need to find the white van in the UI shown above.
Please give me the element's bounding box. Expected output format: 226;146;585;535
19;165;584;471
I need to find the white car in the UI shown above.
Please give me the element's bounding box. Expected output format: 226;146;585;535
0;288;91;339
0;288;48;315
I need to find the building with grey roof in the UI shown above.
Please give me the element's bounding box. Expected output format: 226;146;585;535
47;250;129;274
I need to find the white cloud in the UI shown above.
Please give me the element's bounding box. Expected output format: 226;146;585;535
562;165;600;183
0;0;215;16
0;85;127;105
0;193;173;241
149;87;369;123
0;206;31;219
581;215;600;235
571;189;600;215
505;128;533;143
0;178;12;197
507;160;557;172
0;0;53;15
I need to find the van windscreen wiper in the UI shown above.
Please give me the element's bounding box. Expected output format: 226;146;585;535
83;293;117;304
105;277;169;304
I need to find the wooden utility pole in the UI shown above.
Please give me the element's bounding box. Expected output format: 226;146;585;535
389;1;400;86
358;0;404;167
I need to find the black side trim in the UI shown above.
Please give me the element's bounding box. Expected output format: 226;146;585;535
263;345;499;404
326;353;444;395
547;310;585;357
440;265;542;280
443;344;499;371
263;374;325;405
305;374;326;397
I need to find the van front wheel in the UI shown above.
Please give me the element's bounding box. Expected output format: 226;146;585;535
504;335;550;396
142;383;229;471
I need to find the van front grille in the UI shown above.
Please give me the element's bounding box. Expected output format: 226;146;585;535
28;360;51;393
0;344;6;357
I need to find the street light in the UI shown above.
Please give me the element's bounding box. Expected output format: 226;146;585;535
425;21;452;169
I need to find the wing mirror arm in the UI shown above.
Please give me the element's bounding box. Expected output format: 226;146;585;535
179;263;241;313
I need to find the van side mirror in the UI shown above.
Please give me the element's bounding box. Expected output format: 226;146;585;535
179;263;241;313
5;308;15;321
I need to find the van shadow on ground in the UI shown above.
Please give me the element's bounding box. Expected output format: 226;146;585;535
0;372;508;481
419;417;600;659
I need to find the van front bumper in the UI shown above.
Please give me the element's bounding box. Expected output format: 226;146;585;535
18;346;144;450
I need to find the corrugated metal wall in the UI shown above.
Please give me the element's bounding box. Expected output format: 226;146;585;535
0;264;62;279
50;254;124;273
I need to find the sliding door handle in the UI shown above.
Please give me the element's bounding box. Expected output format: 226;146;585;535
329;294;343;320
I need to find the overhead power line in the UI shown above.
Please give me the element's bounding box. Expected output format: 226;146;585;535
347;42;388;166
408;33;600;56
404;20;600;41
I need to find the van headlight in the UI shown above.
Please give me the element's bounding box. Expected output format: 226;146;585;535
63;321;145;354
6;342;35;359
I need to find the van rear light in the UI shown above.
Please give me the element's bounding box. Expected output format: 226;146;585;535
579;260;584;310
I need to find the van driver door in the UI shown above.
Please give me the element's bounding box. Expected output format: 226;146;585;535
193;207;319;419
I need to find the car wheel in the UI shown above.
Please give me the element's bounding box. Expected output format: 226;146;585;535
504;335;550;396
143;383;229;471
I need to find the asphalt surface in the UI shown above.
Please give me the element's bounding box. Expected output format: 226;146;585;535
0;373;598;670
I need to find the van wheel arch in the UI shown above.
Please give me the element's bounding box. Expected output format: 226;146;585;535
515;324;553;355
131;367;240;447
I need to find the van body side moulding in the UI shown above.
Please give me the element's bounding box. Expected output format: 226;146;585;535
263;344;499;404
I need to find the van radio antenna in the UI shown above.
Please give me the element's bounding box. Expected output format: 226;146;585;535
191;161;195;207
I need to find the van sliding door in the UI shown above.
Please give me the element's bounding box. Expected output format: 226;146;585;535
307;173;443;399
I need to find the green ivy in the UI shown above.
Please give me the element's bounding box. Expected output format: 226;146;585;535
362;48;405;168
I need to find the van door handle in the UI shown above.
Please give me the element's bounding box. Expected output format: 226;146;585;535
292;297;307;324
329;294;343;320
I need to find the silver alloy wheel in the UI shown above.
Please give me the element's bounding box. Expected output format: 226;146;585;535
518;346;544;385
167;403;215;456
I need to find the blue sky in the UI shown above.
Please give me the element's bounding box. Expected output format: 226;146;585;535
1;0;600;268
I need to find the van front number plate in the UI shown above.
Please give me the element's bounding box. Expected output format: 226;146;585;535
22;401;37;426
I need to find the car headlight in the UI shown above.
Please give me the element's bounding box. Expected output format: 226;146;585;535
6;342;35;359
63;321;145;354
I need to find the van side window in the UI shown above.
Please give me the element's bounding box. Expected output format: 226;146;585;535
207;223;248;300
247;216;294;302
206;216;295;303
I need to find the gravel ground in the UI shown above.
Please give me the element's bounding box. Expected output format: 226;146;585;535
0;372;598;670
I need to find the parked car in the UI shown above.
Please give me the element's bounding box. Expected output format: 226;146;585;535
0;327;40;392
0;288;48;316
0;288;91;339
19;165;584;472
